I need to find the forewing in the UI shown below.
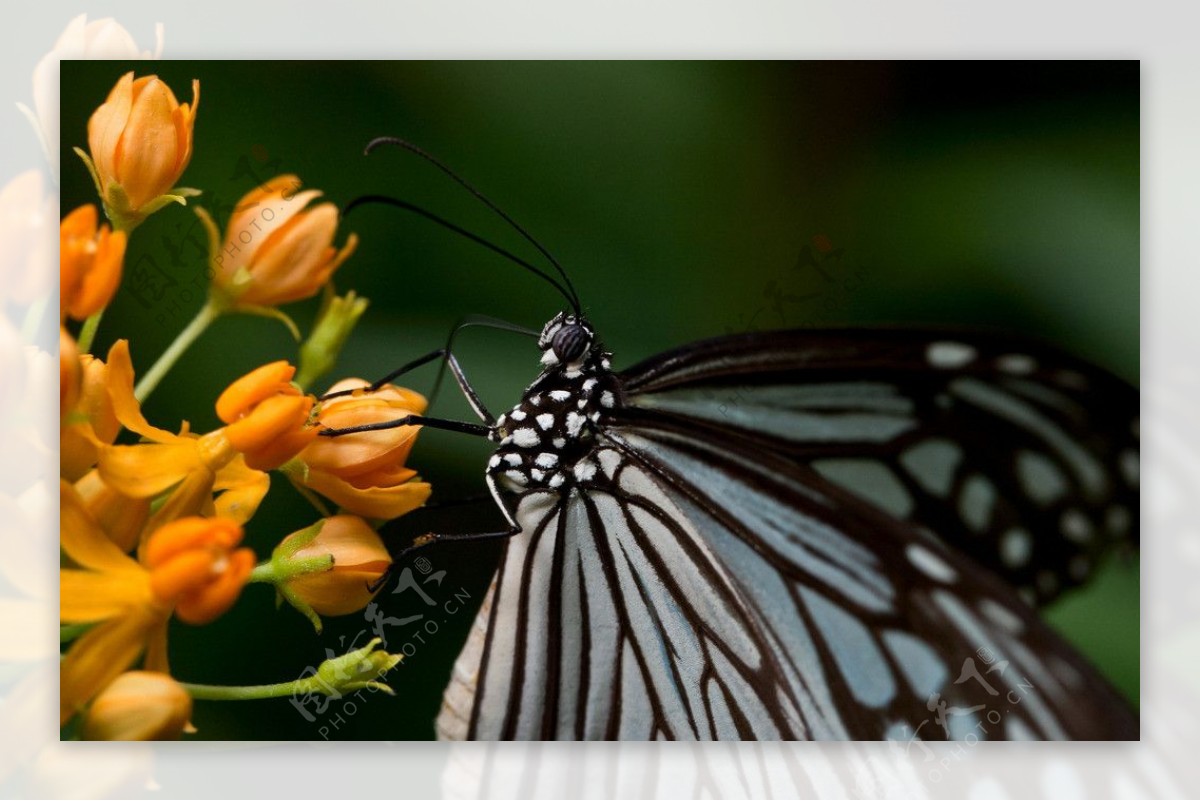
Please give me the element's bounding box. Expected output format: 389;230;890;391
618;328;1140;604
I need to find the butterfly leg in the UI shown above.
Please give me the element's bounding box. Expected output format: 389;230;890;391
369;474;523;593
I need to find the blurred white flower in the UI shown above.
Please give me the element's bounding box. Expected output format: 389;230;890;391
17;14;163;178
0;170;55;308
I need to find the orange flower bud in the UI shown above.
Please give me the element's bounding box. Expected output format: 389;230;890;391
87;72;199;215
298;379;431;519
60;204;126;322
212;175;357;307
82;671;193;741
144;517;254;625
216;360;318;471
281;516;392;616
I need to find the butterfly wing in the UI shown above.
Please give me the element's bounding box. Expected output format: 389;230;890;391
437;328;1138;740
619;328;1140;604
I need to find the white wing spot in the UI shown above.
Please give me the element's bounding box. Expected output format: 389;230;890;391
503;469;528;486
549;390;571;402
1000;527;1033;568
535;452;559;469
928;341;977;369
1119;449;1139;487
979;599;1024;634
573;460;597;482
959;474;997;532
552;437;566;449
600;391;615;408
536;413;555;430
548;473;565;489
1016;450;1068;506
597;449;623;478
583;378;598;392
512;428;540;448
529;394;542;406
530;468;545;482
906;543;958;583
487;454;501;468
1061;509;1093;544
997;354;1037;375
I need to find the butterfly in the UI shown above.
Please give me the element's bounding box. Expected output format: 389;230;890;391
324;138;1140;741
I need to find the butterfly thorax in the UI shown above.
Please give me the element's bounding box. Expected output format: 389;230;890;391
487;346;619;492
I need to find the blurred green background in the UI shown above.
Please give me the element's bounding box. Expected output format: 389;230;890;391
61;61;1139;739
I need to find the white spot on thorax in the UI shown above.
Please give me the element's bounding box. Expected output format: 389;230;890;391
536;413;555;430
566;412;586;436
573;460;597;482
927;341;977;369
509;409;527;422
600;391;615;408
535;453;559;468
512;428;540;448
583;378;598;392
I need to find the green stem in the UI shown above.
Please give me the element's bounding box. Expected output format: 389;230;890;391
134;297;222;403
60;623;95;643
249;553;333;585
181;680;312;701
291;479;333;518
76;310;104;353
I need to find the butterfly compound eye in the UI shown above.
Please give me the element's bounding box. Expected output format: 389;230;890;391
552;324;591;364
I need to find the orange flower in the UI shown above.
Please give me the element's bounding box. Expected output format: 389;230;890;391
60;327;80;421
75;469;149;553
209;175;357;307
60;482;253;723
296;378;431;519
61;343;121;481
85;72;199;225
82;671;193;741
60;204;126;321
215;360;318;471
92;341;270;534
276;516;392;619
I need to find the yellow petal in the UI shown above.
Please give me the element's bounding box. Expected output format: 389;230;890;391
103;340;176;442
305;470;431;520
60;570;152;623
99;441;196;498
60;609;162;725
212;455;269;524
59;479;141;575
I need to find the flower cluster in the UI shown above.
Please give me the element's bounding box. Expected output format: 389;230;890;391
60;71;428;739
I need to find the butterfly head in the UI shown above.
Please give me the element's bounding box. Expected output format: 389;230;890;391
538;312;595;369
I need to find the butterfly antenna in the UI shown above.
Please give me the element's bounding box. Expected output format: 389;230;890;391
341;194;576;307
364;136;583;315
